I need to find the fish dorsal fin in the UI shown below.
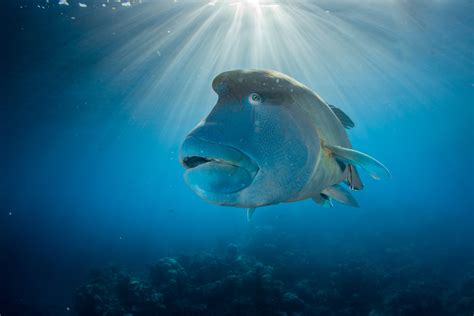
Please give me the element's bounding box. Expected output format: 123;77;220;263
247;208;256;221
329;105;355;129
322;184;359;207
325;144;391;180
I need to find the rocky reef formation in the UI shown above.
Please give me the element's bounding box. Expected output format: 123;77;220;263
75;226;474;316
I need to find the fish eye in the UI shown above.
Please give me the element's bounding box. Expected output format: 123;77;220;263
248;93;262;106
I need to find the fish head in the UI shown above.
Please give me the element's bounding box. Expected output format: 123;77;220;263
180;70;320;208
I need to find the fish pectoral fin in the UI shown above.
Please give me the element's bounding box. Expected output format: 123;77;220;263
325;144;391;180
329;105;355;129
247;208;256;222
322;184;359;207
312;194;333;208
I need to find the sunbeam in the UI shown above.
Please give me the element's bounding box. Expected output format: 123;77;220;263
76;0;471;144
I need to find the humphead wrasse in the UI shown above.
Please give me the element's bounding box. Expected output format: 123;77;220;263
179;70;390;220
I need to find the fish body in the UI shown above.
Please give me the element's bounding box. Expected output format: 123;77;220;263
179;70;389;216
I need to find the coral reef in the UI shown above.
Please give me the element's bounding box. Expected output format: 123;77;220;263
75;227;474;316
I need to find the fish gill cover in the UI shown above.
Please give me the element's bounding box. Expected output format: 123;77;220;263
1;0;473;315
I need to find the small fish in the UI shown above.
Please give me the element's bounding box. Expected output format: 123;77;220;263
179;70;390;220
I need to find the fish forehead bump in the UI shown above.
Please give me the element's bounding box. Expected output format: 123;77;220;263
212;69;307;94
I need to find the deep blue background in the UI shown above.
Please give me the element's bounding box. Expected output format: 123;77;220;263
1;0;473;312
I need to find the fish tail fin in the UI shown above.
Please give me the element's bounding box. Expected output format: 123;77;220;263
326;144;391;180
347;164;364;190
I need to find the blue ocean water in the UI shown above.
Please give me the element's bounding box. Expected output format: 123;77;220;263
1;0;473;315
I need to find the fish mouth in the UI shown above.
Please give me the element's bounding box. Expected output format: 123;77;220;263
182;156;237;170
180;136;259;194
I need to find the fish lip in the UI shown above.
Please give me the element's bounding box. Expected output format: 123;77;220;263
180;136;260;179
